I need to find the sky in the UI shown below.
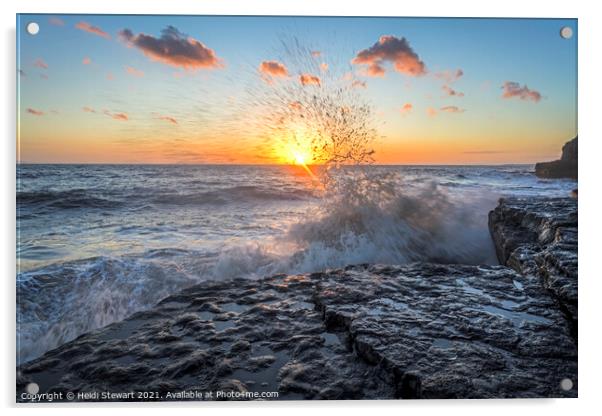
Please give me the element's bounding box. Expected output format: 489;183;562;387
17;14;577;164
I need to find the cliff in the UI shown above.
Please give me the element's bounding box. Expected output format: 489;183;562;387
535;137;578;179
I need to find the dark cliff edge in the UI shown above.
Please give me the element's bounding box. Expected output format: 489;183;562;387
17;198;578;402
535;137;578;179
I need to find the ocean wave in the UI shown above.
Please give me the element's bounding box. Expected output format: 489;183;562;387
17;253;206;364
17;185;315;214
211;178;499;279
17;189;123;210
17;174;501;363
150;185;316;206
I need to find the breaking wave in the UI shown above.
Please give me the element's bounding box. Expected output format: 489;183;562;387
212;172;499;279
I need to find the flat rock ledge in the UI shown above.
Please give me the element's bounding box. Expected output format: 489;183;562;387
18;262;577;401
489;197;578;334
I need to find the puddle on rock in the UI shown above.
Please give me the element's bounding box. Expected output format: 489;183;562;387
97;319;144;341
431;338;452;349
229;345;290;393
220;302;247;313
480;305;553;327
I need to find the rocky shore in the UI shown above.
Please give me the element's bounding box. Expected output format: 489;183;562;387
489;197;578;334
17;198;578;401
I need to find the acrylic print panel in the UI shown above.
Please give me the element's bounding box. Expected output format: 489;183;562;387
16;14;577;402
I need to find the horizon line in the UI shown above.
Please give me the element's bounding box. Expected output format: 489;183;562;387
16;162;536;167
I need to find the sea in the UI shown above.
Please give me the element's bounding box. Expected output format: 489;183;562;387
16;164;576;363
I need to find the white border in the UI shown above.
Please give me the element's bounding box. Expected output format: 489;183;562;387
2;1;601;415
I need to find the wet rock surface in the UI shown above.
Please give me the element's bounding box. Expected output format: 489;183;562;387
489;197;578;332
17;262;576;401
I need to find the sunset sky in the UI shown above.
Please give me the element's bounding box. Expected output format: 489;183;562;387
17;14;577;164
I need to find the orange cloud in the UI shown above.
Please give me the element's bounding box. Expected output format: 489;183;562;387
49;17;65;26
119;26;223;70
435;68;463;83
82;106;96;113
501;81;542;103
103;110;128;121
352;35;426;77
82;57;91;65
299;73;321;86
400;103;413;115
426;107;437;117
311;51;321;57
320;63;329;72
158;115;178;124
75;21;111;39
125;65;144;77
259;60;289;78
112;113;128;121
27;108;44;116
34;58;48;69
442;85;464;97
440;105;466;113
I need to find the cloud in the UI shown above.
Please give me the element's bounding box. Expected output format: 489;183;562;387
112;113;128;121
352;35;426;77
158;115;178;124
320;63;329;72
435;68;463;83
103;110;128;121
119;26;223;70
82;106;96;113
27;108;44;116
351;79;367;89
400;103;413;115
442;85;464;97
106;72;114;81
440;105;466;113
34;58;48;69
259;60;289;78
49;17;65;26
75;21;111;39
501;81;542;102
82;57;91;65
463;150;505;154
311;51;321;57
426;107;437;117
299;73;321;86
125;65;144;77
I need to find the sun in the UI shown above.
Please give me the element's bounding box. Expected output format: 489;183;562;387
293;151;308;166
